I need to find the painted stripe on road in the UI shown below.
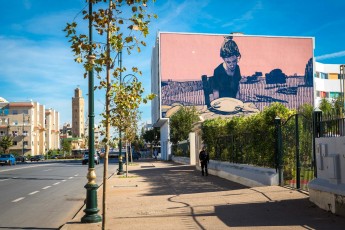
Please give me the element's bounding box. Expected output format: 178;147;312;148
0;179;9;182
74;174;79;177
53;182;60;185
62;180;66;182
0;164;55;173
29;191;39;195
42;186;51;190
12;197;25;202
68;177;73;179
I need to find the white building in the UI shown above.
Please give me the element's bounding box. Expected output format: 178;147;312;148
314;62;344;107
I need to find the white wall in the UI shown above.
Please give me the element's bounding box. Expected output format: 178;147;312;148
160;120;171;160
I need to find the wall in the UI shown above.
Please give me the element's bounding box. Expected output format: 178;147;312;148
172;156;278;187
309;136;345;216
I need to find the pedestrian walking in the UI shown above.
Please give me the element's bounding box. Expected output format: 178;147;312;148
199;146;209;176
153;149;158;160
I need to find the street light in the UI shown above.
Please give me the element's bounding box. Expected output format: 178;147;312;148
81;1;102;224
116;61;138;175
22;113;29;161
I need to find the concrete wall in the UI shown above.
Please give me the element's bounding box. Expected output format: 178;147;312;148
309;136;345;216
172;156;279;187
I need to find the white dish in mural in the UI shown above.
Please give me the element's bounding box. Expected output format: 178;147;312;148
210;97;244;113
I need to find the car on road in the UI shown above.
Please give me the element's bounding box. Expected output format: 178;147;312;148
82;151;100;165
30;155;45;162
16;155;28;162
0;154;16;166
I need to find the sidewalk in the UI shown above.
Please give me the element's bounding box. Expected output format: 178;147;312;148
61;159;345;230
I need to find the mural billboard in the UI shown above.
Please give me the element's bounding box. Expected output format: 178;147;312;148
159;33;314;119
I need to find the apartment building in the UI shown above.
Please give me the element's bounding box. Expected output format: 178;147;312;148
314;62;345;107
0;98;59;156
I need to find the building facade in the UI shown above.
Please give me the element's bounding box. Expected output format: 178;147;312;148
314;62;344;107
0;98;60;156
72;88;85;138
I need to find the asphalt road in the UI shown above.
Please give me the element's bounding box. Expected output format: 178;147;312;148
0;159;118;229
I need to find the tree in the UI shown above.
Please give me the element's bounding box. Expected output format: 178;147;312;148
0;136;13;153
143;127;160;147
170;106;199;145
64;1;157;228
61;139;72;155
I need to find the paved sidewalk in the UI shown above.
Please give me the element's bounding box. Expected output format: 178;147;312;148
61;159;345;230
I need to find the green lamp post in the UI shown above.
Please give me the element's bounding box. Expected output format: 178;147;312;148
81;1;102;223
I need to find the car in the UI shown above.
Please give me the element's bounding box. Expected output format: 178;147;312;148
51;154;62;159
82;151;100;165
16;155;28;162
0;154;16;166
30;155;45;162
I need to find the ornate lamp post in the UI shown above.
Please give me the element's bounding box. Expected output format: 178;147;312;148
116;68;138;175
81;1;102;223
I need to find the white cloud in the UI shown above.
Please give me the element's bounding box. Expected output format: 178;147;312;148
315;50;345;61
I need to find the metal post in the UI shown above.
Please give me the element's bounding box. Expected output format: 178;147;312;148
22;113;25;157
275;116;283;186
117;50;124;175
312;109;322;178
81;1;102;223
295;115;300;189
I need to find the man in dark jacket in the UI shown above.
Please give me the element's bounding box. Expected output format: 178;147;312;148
199;146;209;176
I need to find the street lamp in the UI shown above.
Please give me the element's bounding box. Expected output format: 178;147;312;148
116;63;138;175
22;113;29;161
81;1;102;224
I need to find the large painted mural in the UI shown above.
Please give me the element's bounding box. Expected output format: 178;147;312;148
159;33;314;119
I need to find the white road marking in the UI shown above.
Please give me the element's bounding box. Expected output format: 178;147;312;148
74;174;79;177
53;182;60;185
62;180;66;182
29;191;39;195
42;186;51;190
12;197;25;202
43;169;52;172
68;177;73;179
0;164;55;173
0;179;9;182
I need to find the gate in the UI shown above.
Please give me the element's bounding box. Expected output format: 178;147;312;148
276;114;314;190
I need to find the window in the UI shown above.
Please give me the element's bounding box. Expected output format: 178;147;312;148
12;131;18;136
23;131;28;136
316;91;320;97
13;141;17;146
320;72;328;79
320;91;326;98
12;120;18;125
23;110;28;115
0;131;5;136
315;72;320;78
23;141;28;146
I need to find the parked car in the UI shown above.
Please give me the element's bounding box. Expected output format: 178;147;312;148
30;155;45;162
16;155;28;162
82;151;100;165
51;154;62;159
0;154;16;166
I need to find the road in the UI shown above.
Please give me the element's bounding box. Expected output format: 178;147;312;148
0;159;118;229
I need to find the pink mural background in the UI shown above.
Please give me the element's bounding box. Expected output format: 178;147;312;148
160;33;313;80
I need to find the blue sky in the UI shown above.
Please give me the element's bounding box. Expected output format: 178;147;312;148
1;0;345;129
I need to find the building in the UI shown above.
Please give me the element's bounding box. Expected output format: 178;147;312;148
0;98;60;156
151;32;315;160
314;62;344;107
72;88;85;138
